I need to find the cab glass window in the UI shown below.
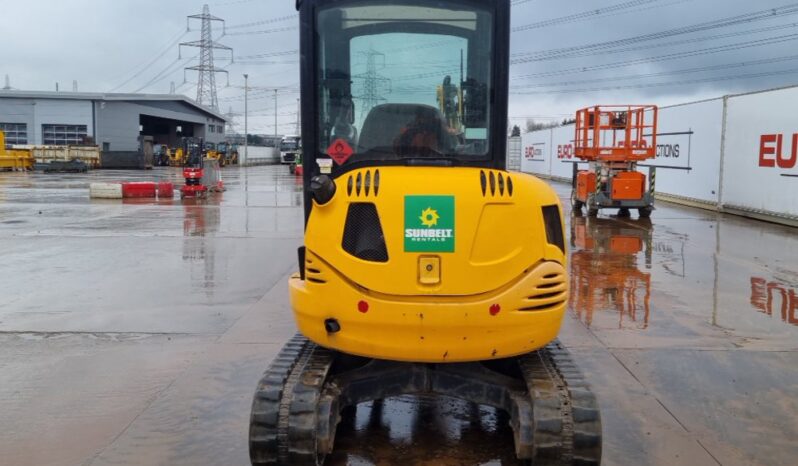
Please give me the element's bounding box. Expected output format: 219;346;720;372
316;1;493;163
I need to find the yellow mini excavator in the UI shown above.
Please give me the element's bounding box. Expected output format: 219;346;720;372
249;1;601;464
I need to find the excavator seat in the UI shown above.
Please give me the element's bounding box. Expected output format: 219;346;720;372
357;103;449;158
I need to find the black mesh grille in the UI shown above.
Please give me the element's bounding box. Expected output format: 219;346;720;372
342;203;389;262
542;205;565;253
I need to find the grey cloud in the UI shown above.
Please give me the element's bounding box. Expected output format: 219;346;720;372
4;0;796;130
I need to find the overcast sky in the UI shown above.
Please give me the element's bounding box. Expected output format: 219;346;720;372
4;0;798;133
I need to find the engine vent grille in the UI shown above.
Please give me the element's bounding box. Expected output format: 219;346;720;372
304;254;328;284
480;170;514;198
519;270;568;312
347;169;380;197
342;203;389;262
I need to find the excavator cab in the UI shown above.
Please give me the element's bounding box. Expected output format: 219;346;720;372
249;1;601;464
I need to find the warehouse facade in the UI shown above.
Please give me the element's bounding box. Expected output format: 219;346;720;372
0;90;226;165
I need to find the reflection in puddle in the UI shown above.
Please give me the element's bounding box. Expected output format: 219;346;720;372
182;202;224;294
326;395;520;466
750;277;798;326
569;217;653;329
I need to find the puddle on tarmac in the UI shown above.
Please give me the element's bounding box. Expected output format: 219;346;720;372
326;395;522;466
569;216;654;329
749;276;798;327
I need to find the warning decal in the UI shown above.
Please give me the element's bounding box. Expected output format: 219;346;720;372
327;139;354;165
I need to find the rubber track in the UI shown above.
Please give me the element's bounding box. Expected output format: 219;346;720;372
252;336;600;465
286;344;335;465
249;334;336;466
249;334;312;466
520;339;602;465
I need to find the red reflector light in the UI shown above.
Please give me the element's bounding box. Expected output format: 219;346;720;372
489;304;501;316
358;300;369;313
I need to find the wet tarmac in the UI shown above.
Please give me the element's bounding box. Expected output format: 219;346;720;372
1;166;796;465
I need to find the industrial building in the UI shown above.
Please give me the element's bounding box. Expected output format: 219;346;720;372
0;90;226;166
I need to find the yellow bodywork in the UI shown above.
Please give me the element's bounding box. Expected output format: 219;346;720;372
290;166;568;363
0;131;33;171
206;150;226;167
169;148;186;166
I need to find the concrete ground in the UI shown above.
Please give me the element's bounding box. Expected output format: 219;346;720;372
0;165;796;466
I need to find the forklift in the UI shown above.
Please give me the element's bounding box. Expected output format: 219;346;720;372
205;142;226;167
249;1;601;465
571;105;658;218
217;142;239;166
180;137;207;199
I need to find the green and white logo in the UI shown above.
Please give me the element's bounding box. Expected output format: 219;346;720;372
404;195;455;252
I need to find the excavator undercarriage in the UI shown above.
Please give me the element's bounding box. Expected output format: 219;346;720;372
250;335;601;465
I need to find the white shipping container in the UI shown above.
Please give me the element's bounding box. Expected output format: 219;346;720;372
507;136;521;171
649;98;724;205
520;130;551;176
722;87;798;219
512;84;798;225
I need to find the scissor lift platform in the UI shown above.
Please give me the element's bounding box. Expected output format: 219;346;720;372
571;105;658;218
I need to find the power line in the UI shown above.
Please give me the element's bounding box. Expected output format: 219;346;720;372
397;30;798;83
512;32;798;79
511;67;798;95
518;22;798;65
233;60;299;66
512;0;675;32
387;6;798;83
508;115;572;119
247;110;297;117
142;58;188;93
242;101;297;113
356;4;798;81
225;14;297;30
512;53;798;88
512;3;798;61
224;25;297;36
228;83;299;90
235;50;298;60
210;0;257;7
133;56;192;93
176;81;196;93
218;88;299;102
108;30;188;92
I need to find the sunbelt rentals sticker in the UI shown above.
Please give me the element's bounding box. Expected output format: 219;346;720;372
404;195;455;252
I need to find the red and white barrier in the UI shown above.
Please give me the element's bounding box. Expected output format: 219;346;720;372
89;182;123;199
121;182;157;198
157;182;174;198
89;181;175;199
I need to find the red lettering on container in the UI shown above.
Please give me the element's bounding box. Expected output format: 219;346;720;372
759;133;798;169
759;134;777;167
781;134;798;169
557;144;573;159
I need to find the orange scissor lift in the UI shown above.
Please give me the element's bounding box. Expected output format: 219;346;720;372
571;105;658;218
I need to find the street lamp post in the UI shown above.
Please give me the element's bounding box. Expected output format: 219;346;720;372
243;74;249;165
296;98;300;135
